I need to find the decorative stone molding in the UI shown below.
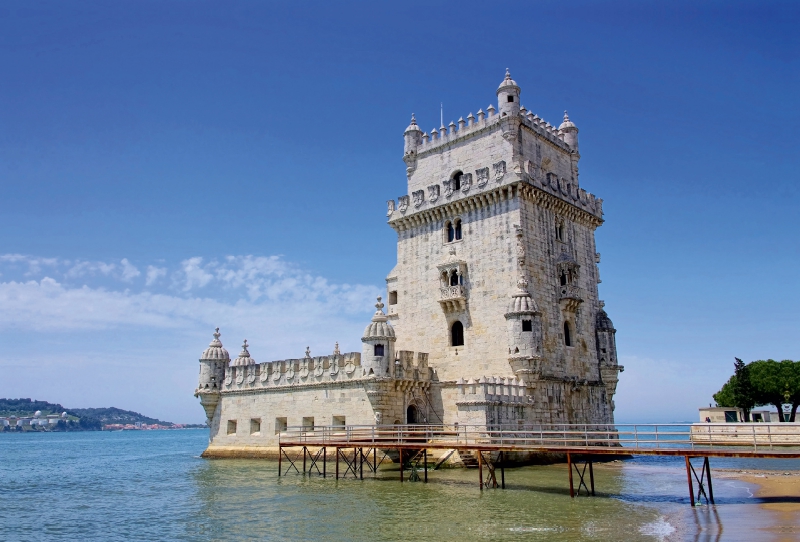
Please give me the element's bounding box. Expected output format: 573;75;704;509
428;184;440;203
398;195;409;213
461;173;472;193
412;189;425;208
493;160;506;182
476;167;489;188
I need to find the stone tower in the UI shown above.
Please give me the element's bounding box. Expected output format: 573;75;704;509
194;72;623;458
386;70;622;426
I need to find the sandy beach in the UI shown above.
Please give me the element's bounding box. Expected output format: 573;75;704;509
716;469;800;541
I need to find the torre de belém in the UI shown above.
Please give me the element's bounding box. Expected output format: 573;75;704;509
195;71;623;458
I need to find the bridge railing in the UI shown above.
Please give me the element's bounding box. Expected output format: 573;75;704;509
279;423;800;452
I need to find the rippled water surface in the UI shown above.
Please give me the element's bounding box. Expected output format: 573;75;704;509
1;430;796;541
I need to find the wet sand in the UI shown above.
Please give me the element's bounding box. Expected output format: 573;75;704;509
716;469;800;542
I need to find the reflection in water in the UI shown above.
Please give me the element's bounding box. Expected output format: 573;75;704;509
0;430;795;541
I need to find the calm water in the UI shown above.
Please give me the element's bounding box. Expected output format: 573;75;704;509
1;430;797;541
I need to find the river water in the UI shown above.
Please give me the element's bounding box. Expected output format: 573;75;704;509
1;430;797;541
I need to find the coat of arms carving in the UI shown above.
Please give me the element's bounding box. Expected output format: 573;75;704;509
428;184;440;203
412;189;425;208
461;173;472;193
476;167;489;188
493;160;506;182
386;199;395;216
398;195;410;213
443;178;454;198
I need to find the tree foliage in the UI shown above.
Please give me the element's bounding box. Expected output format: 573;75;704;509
714;359;800;422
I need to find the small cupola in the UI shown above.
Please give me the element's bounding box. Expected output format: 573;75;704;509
230;340;256;367
201;328;230;362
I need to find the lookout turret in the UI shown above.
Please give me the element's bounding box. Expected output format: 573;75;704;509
361;297;396;377
496;69;521;118
195;328;229;422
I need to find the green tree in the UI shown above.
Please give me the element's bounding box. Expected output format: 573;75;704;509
748;360;800;422
712;358;756;420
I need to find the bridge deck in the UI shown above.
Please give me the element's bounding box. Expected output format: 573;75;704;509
278;424;800;505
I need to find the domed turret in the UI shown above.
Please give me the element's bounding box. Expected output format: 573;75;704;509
361;297;396;377
195;328;228;423
403;113;423;177
230;340;256;367
559;111;579;151
504;278;542;370
496;69;521;118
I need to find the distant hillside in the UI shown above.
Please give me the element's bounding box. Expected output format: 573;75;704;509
69;407;173;426
0;398;173;426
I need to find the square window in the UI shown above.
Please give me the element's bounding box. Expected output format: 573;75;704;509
507;95;514;102
302;417;315;431
522;320;532;332
275;417;287;434
333;415;346;427
227;420;237;435
250;418;261;435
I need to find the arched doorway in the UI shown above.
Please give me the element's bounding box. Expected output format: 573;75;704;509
406;404;419;424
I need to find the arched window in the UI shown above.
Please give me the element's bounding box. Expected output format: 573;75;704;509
556;222;564;241
454;219;462;240
560;271;567;286
451;321;464;346
563;321;572;347
374;344;384;356
446;221;455;242
453;173;462;191
449;270;459;286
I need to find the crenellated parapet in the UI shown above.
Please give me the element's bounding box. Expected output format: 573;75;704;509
454;376;533;407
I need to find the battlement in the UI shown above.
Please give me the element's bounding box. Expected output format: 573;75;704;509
454;375;533;406
220;349;433;394
414;105;571;157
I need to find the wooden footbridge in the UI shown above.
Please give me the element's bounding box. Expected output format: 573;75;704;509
279;423;800;506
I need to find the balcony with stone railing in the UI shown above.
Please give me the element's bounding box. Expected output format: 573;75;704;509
439;284;467;312
559;284;583;312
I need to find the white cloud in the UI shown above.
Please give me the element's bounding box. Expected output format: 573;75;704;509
0;254;382;338
145;265;167;286
120;258;141;282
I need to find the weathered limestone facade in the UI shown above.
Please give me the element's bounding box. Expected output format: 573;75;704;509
195;72;623;458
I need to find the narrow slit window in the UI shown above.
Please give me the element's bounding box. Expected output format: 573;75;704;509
563;322;572;347
453;173;462;191
454;219;462;240
447;222;455;243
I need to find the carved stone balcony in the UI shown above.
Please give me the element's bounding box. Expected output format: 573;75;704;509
439;285;467;312
559;284;583;312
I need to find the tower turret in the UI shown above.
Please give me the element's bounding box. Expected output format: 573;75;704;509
596;301;623;411
559;111;579;152
195;328;229;422
504;277;543;381
403;114;423;178
361;297;396;377
496;69;521;118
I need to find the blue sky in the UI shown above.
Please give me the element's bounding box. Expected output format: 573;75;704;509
0;1;797;423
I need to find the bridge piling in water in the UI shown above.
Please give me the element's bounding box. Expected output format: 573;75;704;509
278;423;800;505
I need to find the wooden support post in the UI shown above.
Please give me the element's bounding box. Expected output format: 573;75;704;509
705;457;715;504
303;446;307;474
500;451;505;489
478;450;483;491
423;449;428;483
567;453;574;498
323;447;327;478
589;457;595;496
374;448;377;476
335;447;339;480
399;448;404;482
278;445;282;476
685;456;695;506
359;448;364;480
